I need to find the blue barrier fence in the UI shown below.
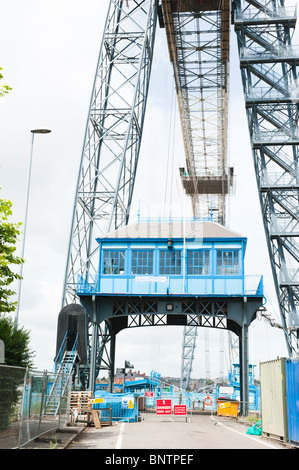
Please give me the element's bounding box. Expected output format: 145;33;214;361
92;391;139;422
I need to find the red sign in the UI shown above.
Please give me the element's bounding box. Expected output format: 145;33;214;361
156;399;172;415
145;391;153;397
174;405;187;416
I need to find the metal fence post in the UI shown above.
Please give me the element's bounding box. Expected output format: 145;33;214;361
17;366;29;448
58;371;64;428
38;370;48;436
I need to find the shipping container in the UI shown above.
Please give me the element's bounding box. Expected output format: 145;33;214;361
285;358;299;445
260;358;288;442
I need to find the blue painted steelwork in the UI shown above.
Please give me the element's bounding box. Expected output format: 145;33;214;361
54;331;68;373
227;363;261;411
77;219;264;415
150;370;161;389
46;333;79;415
119;371;161;394
77;221;263;299
285;358;299;445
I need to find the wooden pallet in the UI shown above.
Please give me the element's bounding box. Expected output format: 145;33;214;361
69;391;112;428
70;391;93;416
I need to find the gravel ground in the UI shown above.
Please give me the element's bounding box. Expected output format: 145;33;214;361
20;423;86;449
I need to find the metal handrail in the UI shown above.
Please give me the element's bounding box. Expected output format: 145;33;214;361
77;273;264;297
235;5;297;22
53;331;67;372
46;333;79;415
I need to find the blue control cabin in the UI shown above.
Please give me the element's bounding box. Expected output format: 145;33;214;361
77;219;263;298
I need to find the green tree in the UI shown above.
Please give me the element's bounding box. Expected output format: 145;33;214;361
0;192;35;367
0;68;12;97
0;196;23;314
0;315;35;430
0;200;35;431
0;314;35;368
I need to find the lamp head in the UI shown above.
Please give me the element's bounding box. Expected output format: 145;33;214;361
31;129;51;134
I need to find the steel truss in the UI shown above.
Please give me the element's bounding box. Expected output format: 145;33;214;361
112;298;229;328
234;0;299;355
162;0;232;223
62;0;157;306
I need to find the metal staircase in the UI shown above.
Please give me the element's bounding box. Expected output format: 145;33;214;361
45;335;79;415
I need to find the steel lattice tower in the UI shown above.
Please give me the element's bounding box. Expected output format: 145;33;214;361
234;0;299;356
62;0;157;306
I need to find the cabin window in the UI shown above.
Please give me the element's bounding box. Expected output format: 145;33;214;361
216;250;240;275
131;250;154;275
187;250;210;275
103;250;125;275
159;250;181;275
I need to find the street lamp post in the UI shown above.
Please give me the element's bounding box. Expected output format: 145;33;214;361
14;129;51;328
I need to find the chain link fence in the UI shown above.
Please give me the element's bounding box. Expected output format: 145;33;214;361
0;364;72;449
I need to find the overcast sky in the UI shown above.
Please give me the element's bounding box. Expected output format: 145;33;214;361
0;0;295;380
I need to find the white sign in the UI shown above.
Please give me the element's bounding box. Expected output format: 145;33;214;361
0;340;4;364
122;397;134;409
219;386;234;395
135;276;167;283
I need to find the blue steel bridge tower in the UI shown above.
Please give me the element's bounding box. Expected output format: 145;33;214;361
57;0;299;403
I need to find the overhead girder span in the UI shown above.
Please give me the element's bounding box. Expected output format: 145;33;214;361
234;0;299;356
160;0;232;389
161;0;232;224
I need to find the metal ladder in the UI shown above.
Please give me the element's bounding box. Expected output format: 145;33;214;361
45;335;79;415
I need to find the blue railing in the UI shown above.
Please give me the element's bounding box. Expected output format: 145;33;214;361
54;332;79;373
77;273;263;297
54;331;67;373
47;333;79;415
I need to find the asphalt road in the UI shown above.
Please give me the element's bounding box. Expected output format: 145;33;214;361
68;413;288;451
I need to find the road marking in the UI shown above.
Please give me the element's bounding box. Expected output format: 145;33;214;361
213;419;280;449
116;422;125;449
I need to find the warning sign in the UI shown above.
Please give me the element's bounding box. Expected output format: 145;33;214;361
156;399;172;415
174;405;187;416
122;397;134;409
219;402;231;409
128;399;134;409
90;398;104;404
